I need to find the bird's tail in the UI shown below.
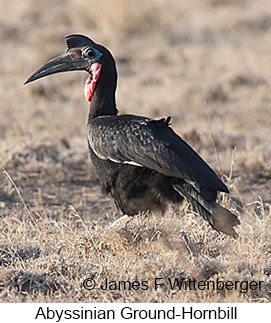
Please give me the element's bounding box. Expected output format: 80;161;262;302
173;183;240;238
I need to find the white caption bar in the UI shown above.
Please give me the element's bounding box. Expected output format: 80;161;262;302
1;303;270;322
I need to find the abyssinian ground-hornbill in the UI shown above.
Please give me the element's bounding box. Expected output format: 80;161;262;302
25;34;240;237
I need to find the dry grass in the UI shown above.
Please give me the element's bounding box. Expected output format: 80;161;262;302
0;0;271;302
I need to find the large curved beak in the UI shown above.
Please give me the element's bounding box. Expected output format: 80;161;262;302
24;50;89;85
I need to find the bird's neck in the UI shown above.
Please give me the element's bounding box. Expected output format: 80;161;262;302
88;65;118;121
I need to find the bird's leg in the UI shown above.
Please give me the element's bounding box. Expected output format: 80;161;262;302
108;214;131;230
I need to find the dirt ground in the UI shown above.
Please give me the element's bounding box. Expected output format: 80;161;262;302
0;0;271;302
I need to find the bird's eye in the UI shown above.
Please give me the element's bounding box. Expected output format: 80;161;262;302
84;48;96;59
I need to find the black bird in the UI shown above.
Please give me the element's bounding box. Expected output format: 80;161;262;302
25;34;240;237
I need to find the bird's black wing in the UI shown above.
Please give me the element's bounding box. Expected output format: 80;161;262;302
88;114;228;192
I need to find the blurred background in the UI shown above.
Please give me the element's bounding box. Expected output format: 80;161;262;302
1;0;271;200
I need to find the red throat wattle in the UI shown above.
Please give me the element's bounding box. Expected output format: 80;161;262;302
84;62;102;102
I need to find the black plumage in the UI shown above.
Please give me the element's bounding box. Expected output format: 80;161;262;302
25;34;240;237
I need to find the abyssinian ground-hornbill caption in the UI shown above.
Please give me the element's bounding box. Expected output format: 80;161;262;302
25;34;240;237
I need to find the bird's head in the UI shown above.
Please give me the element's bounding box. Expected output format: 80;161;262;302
25;34;116;102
